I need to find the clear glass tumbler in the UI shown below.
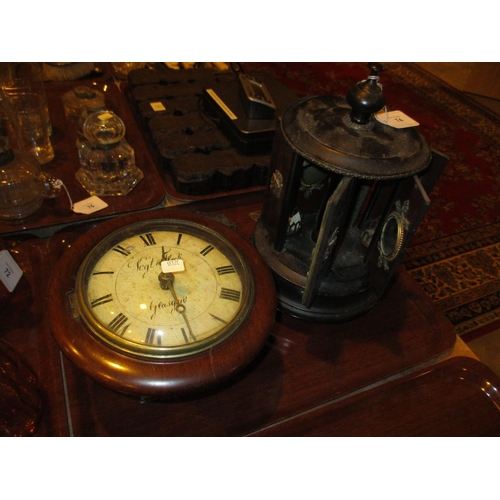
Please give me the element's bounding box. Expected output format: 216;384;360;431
0;63;54;164
8;92;54;164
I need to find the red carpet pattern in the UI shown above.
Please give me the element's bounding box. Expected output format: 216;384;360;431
403;223;500;339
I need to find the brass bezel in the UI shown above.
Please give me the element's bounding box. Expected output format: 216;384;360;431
380;211;405;262
75;219;254;359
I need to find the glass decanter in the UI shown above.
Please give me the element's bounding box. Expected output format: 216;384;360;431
0;135;60;220
76;110;144;196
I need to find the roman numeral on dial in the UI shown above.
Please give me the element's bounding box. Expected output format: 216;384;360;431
200;245;214;256
220;288;241;302
113;245;131;257
108;313;130;335
210;313;228;324
90;294;113;307
216;265;236;275
181;327;196;343
145;328;161;345
140;233;156;246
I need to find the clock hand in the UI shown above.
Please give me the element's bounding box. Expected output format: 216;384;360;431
158;271;195;341
161;245;168;261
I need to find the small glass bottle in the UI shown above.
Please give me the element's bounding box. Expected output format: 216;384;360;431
62;86;105;125
75;102;107;151
76;110;143;196
0;135;60;219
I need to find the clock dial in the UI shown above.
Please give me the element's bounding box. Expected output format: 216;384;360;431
77;220;252;358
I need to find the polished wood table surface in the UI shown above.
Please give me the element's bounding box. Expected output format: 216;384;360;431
3;191;499;436
250;355;500;436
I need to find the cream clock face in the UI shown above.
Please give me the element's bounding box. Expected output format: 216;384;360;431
75;219;253;358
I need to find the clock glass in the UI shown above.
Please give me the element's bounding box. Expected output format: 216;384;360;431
75;218;253;358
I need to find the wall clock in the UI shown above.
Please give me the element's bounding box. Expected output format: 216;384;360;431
48;209;276;398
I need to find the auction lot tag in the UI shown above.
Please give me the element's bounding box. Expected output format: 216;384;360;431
73;196;109;215
150;102;166;112
376;110;420;128
161;259;185;273
0;250;23;292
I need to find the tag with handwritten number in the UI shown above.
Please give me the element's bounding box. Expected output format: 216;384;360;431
150;102;166;112
375;110;420;129
73;196;109;215
161;259;185;273
0;250;23;293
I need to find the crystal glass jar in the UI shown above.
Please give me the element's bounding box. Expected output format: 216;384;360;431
76;110;143;196
62;86;105;124
0;137;60;219
76;103;107;150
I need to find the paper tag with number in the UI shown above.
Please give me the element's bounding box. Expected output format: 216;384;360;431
161;259;185;273
98;112;114;121
0;250;23;292
375;110;420;128
73;196;109;215
150;102;166;112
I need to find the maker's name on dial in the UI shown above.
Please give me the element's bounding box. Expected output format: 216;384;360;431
150;297;188;320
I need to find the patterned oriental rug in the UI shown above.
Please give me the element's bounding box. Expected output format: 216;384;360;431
244;62;500;339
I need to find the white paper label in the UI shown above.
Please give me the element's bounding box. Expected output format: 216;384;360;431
375;110;420;128
98;112;113;121
290;211;301;224
161;259;185;273
73;196;109;215
0;250;23;292
150;102;166;112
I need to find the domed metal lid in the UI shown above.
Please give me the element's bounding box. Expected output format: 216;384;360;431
281;64;432;180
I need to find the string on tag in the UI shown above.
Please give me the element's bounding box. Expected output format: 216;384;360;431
54;179;74;211
381;106;389;124
52;180;108;214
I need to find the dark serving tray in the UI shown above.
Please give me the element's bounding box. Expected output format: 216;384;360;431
0;80;166;236
250;356;500;436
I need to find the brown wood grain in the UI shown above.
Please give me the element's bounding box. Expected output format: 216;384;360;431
250;356;500;437
47;207;277;398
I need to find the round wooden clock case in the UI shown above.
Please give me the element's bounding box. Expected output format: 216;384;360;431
48;209;276;398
